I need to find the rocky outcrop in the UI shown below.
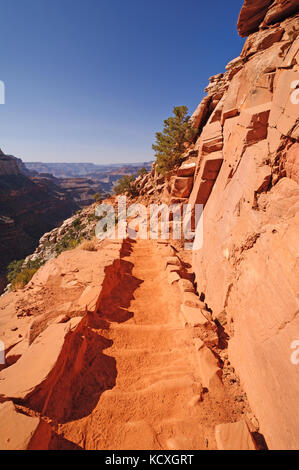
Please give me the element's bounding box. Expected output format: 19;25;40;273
215;420;256;450
189;7;299;450
238;1;273;37
134;151;198;207
22;203;100;269
0;401;52;450
0;149;32;176
238;0;299;37
0;151;21;175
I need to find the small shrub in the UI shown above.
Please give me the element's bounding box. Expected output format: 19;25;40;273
80;239;98;252
87;213;100;223
7;258;45;290
152;105;197;175
7;259;24;284
12;268;38;290
93;192;102;203
114;175;138;197
55;232;81;255
71;218;82;229
137;167;148;177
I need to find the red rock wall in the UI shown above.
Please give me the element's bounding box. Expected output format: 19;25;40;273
191;8;299;449
238;0;299;37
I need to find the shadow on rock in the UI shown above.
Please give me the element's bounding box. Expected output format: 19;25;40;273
96;258;143;323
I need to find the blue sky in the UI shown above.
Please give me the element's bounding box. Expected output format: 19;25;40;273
0;0;244;163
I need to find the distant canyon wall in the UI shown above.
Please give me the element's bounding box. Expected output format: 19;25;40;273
0;151;78;288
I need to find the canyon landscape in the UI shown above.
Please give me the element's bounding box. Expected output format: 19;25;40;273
0;0;298;454
0;150;151;294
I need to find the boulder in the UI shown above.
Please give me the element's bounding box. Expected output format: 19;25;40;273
171;177;193;199
5;339;29;366
262;0;299;26
166;264;180;275
237;0;272;37
178;278;194;292
241;27;284;57
0;401;52;450
194;342;222;390
167;271;180;285
177;162;196;177
191;95;211;129
201;121;223;154
77;284;100;311
215;420;256;450
183;291;206;309
0;321;80;401
165;256;181;269
180;304;210;328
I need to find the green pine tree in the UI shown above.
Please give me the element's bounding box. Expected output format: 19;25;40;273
114;174;138;197
152;106;196;175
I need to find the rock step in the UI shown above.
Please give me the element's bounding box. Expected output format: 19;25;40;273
0;401;52;450
215;420;256;450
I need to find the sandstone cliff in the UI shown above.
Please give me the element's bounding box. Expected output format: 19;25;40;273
190;6;299;450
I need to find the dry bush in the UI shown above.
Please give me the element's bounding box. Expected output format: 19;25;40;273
80;239;98;252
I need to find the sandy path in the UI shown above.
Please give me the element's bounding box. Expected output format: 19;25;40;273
57;240;242;450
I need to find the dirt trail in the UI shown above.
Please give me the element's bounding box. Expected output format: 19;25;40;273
54;239;247;450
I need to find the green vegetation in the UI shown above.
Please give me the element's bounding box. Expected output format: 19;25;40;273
114;174;138;197
87;213;101;223
7;259;24;284
55;231;82;255
152;106;196;175
5;209;101;290
93;192;102;202
71;217;82;230
7;258;45;290
137;167;148;177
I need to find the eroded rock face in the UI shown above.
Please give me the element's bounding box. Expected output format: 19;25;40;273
190;8;299;450
238;1;272;37
237;0;299;37
0;151;21;175
0;401;52;450
215;420;256;450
